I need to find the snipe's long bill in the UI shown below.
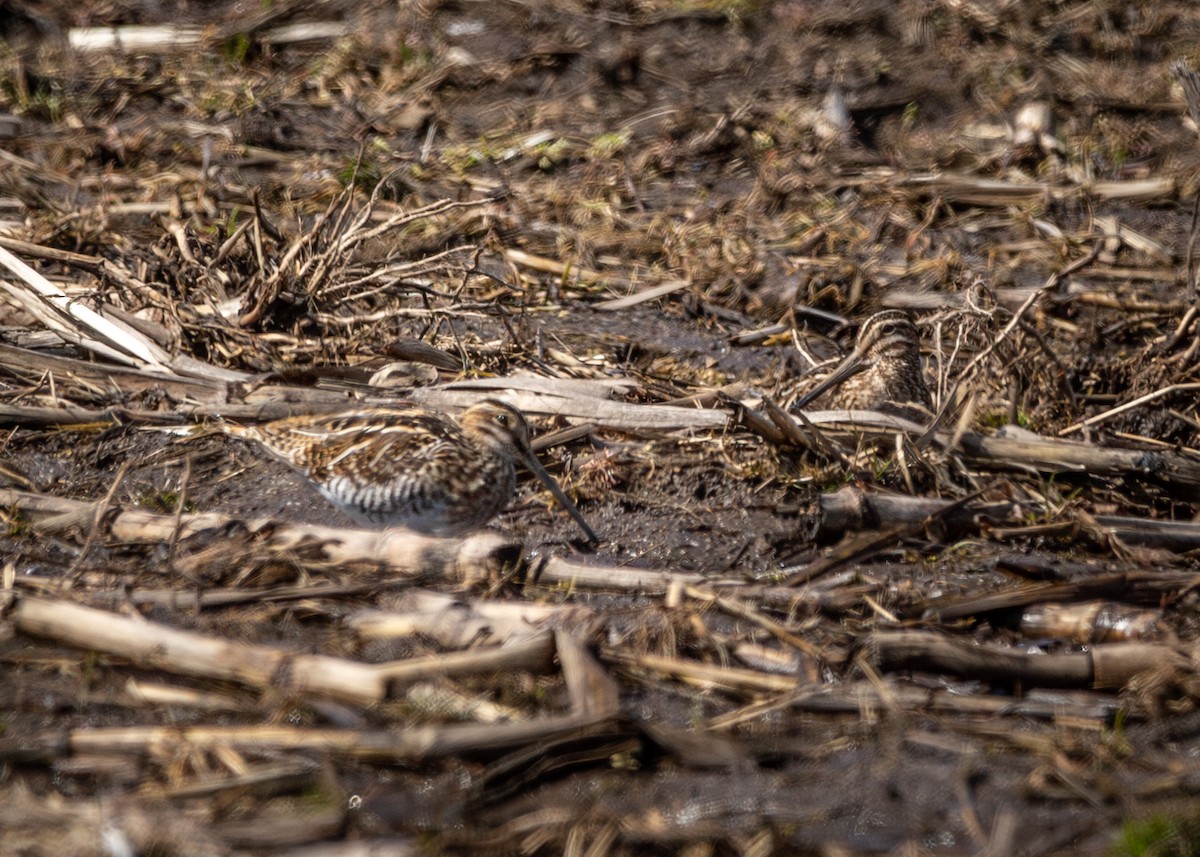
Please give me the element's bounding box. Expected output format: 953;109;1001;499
515;434;599;544
791;310;932;420
226;399;598;543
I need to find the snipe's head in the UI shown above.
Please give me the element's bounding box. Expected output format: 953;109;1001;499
458;399;533;463
792;310;928;412
459;398;598;544
853;310;922;369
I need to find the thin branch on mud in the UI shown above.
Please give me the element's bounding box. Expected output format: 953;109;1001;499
683;584;823;658
870;630;1186;690
784;483;998;586
3;487;519;582
165;453;192;576
63;462;130;584
1058;382;1200;436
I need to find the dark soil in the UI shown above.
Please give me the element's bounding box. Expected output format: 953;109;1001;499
3;1;1200;854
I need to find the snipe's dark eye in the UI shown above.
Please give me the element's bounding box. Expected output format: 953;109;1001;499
879;323;898;335
495;413;510;425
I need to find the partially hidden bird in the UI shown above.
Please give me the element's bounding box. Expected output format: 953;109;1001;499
790;310;932;421
225;399;598;542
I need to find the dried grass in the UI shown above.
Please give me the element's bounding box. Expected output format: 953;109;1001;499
4;0;1200;852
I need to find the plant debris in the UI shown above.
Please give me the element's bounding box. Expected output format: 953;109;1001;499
3;1;1200;854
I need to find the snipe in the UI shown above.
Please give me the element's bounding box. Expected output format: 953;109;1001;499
225;399;598;542
790;310;932;421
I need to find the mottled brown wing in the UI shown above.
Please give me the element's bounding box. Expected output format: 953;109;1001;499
1173;61;1200;130
254;409;465;485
